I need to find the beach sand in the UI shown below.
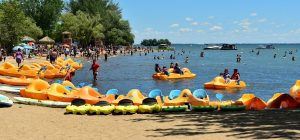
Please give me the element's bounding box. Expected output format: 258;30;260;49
4;56;49;65
1;92;299;140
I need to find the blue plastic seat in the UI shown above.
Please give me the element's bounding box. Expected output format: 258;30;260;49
169;90;181;100
53;79;63;84
77;82;87;88
149;89;163;98
106;89;119;96
64;86;73;91
193;89;207;99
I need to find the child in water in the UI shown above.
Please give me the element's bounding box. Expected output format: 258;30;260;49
90;59;100;81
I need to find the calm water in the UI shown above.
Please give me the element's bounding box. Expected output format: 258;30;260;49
73;44;300;101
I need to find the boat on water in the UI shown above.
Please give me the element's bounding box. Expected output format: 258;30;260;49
203;44;237;50
203;44;222;50
256;44;275;49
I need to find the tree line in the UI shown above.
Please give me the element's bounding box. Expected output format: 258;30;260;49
141;39;171;46
0;0;134;52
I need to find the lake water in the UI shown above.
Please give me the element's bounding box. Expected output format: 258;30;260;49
72;44;300;101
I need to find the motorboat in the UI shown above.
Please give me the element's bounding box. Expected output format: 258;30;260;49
203;44;222;50
256;44;275;49
220;44;237;50
203;44;237;50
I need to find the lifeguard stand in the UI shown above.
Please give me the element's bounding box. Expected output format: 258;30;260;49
62;31;72;46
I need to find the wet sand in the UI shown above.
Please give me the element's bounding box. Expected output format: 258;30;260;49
1;92;299;140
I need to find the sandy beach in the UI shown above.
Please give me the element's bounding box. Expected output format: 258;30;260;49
0;92;299;140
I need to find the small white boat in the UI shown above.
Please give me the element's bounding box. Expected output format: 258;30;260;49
203;45;222;50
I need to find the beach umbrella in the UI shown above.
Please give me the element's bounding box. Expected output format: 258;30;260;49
21;36;35;42
39;36;55;44
12;46;24;51
23;45;33;49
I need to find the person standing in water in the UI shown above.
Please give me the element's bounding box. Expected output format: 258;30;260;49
274;54;276;59
200;52;204;57
104;53;108;61
292;56;295;61
15;48;24;67
185;56;189;63
90;59;100;81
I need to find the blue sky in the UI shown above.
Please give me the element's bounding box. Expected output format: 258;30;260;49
116;0;300;44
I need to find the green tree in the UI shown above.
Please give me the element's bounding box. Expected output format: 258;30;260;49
0;1;42;52
68;0;134;46
60;11;104;47
141;39;171;46
19;0;64;35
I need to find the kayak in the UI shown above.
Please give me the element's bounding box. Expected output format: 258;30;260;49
14;97;70;108
0;85;25;93
0;94;13;107
0;76;37;86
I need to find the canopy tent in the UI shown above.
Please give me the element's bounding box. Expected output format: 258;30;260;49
21;36;36;42
39;36;55;44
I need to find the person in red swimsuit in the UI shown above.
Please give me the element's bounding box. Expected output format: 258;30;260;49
90;59;100;81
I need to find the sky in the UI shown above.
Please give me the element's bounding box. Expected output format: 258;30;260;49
115;0;300;44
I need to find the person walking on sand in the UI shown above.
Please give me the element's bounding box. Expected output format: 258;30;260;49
15;48;24;67
90;59;100;81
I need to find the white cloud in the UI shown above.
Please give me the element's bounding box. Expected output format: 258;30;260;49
291;28;300;34
191;22;198;26
143;28;162;35
179;28;192;32
185;17;193;21
145;27;153;31
258;18;267;23
208;16;215;19
210;26;223;31
170;23;179;28
196;29;204;33
202;22;211;26
250;13;257;16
